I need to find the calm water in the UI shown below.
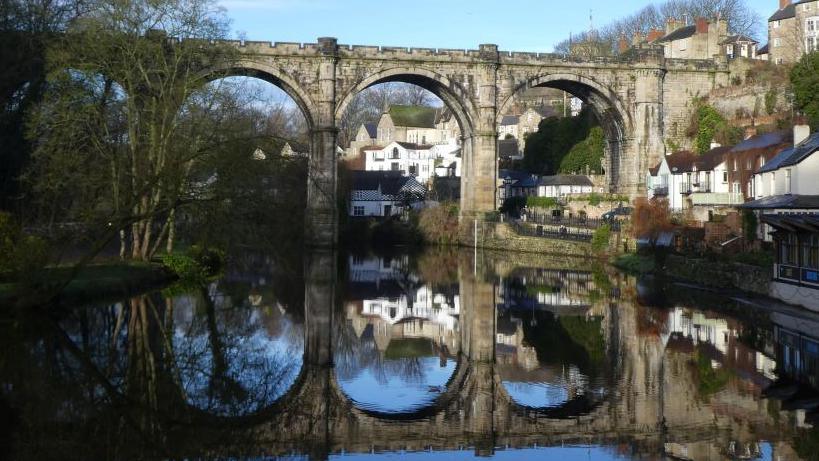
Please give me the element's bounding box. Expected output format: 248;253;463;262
3;247;819;461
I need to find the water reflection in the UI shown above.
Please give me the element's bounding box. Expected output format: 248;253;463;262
2;247;819;460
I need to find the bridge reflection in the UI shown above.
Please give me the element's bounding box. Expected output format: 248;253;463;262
3;249;816;461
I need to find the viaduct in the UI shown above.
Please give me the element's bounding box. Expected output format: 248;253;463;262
209;38;730;247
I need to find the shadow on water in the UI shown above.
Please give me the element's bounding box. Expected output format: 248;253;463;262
3;246;819;460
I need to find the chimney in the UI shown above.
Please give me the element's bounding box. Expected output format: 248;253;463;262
780;0;791;10
665;18;679;34
744;126;758;140
618;36;629;53
647;29;664;42
795;124;811;146
632;32;644;46
696;17;708;34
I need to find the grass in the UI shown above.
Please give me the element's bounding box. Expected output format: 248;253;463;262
0;262;176;307
612;253;655;275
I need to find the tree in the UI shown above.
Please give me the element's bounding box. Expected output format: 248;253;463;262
523;108;597;175
559;126;605;174
792;52;819;129
25;0;238;262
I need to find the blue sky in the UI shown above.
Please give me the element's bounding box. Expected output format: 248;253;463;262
218;0;777;52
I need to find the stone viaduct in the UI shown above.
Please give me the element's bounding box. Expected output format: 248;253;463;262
207;38;729;247
169;251;794;461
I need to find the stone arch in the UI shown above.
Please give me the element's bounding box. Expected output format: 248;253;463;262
335;66;478;139
499;72;632;190
202;59;319;131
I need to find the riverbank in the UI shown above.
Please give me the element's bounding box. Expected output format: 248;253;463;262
0;262;177;309
613;253;771;296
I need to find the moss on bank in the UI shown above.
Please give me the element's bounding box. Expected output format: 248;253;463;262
612;253;656;275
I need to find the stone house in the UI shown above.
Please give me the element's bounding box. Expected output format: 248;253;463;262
348;170;426;217
722;34;759;59
376;105;458;146
767;0;819;65
656;17;728;60
498;115;519;140
345;123;377;159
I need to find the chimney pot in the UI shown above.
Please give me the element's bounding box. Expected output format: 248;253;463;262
780;0;791;10
618;36;629;53
795;125;811;146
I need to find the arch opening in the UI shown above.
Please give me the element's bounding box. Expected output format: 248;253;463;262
497;74;630;199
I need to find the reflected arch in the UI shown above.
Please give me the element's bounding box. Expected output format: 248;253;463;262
499;73;632;191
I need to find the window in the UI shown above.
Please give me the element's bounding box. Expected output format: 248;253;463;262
786;168;792;193
408;164;417;175
723;171;728;183
804;235;819;269
353;206;365;216
732;182;740;194
733;159;738;171
808;36;817;53
774;20;781;29
374;151;384;161
774;37;782;47
422;135;426;144
780;233;799;265
760;156;766;167
391;147;400;159
391;162;400;171
746;159;752;170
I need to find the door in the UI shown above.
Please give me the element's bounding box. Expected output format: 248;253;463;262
384;205;392;216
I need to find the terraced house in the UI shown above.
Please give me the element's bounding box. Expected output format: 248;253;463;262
767;0;819;64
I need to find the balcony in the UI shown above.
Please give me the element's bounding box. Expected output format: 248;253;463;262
651;186;669;196
689;192;744;206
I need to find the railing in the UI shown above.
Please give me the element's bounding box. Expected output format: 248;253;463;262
508;219;594;242
690;192;744;206
523;211;621;232
651;186;669;196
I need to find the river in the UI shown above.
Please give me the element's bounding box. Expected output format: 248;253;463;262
2;246;818;460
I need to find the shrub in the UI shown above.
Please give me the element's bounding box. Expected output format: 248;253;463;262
588;192;602;206
160;253;207;282
526;196;559;209
765;89;778;116
0;212;49;277
418;203;460;244
591;224;611;253
500;196;527;216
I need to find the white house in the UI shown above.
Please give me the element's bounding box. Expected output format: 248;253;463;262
349;170;426;217
362;140;462;186
536;175;594;198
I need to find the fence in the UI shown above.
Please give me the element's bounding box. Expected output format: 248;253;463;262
508;219;594;242
523;210;621;232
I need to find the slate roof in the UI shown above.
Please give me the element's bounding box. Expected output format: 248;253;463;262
657;25;697;43
500;115;520;126
757;43;769;54
363;123;377;139
350;171;425;197
769;3;796;21
696;145;732;170
730;130;792;153
388;105;438;128
765;131;819;170
395;141;434;150
722;34;758;45
538;175;594;187
499;169;533;182
760;213;819;231
739;195;819;210
361;145;384;151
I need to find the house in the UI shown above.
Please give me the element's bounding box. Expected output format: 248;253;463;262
281;142;308;158
536;175;594;198
362;140;461;185
498;115;520;140
346;123;377;159
376;105;458;145
498;169;539;206
723;34;759;59
767;0;819;65
349;171;426;217
655;17;728;60
647;150;700;211
756;43;770;60
725;130;793;200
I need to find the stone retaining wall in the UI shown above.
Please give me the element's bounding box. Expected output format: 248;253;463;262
666;255;771;295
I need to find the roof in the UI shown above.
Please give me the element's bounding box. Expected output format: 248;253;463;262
769;3;796;22
387;105;437;128
740;195;819;210
500;115;520;126
664;150;698;173
721;34;758;45
760;213;819;232
361;145;384;151
757;43;769;54
730;130;792;153
761;131;819;171
526;106;558;118
499;169;533;182
649;164;661;176
696;145;731;171
395;141;434;150
363;123;377;139
538;175;594;187
350;170;424;196
498;139;520;157
657;25;697;43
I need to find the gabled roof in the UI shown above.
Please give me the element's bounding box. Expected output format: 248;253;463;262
657;25;697;43
499;169;533;182
350;170;424;196
664;150;698;173
387;105;438;128
695;145;732;171
500;115;520;126
772;131;819;169
722;34;758;45
363;123;377;139
538;175;594;187
740;195;819;210
769;3;796;22
757;43;769;54
730;130;792;153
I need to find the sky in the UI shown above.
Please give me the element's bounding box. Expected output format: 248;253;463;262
217;0;778;52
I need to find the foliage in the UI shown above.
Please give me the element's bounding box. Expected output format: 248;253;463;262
558;126;606;175
591;224;611;254
764;89;778;116
588;192;602;206
791;51;819;129
160;254;208;282
526;196;559;209
0;211;48;277
693;348;731;398
558;316;606;365
418;203;460;244
689;102;728;154
732;250;773;268
631;197;673;242
523;108;597;175
612;253;655;274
